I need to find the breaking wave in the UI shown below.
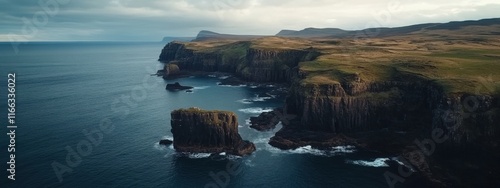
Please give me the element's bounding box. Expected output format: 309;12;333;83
236;94;274;104
245;118;251;126
238;107;274;114
185;153;212;159
216;82;247;87
346;158;390;167
219;76;230;79
193;86;210;90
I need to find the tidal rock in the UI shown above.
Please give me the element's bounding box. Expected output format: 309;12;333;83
159;139;173;146
166;82;193;91
250;108;282;131
170;107;256;156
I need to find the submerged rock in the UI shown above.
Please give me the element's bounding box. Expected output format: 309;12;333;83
165;82;193;91
170;107;256;156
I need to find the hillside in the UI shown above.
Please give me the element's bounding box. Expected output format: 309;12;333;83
276;18;500;38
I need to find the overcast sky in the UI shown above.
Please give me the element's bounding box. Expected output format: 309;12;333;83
1;0;499;41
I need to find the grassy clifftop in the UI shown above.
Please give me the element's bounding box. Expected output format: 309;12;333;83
166;28;500;95
298;33;500;95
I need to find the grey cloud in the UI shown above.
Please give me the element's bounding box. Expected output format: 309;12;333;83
0;0;499;41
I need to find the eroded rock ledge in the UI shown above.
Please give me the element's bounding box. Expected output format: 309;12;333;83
170;107;256;156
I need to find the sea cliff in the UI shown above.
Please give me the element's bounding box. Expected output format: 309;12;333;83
170;108;256;156
158;41;319;82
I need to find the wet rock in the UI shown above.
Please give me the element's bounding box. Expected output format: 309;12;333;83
166;82;193;91
159;139;173;146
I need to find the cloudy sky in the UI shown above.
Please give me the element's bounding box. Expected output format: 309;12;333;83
1;0;499;41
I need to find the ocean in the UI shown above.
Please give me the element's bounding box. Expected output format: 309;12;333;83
0;42;393;188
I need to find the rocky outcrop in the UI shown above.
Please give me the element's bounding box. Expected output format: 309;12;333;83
157;64;181;78
159;139;173;146
249;108;282;131
165;82;193;91
170;108;256;156
158;41;320;83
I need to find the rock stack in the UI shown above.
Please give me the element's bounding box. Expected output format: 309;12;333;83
170;107;255;156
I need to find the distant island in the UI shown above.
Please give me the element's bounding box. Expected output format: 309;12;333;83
158;18;500;187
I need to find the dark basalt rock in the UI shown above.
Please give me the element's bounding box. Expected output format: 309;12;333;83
269;126;359;150
217;76;246;86
159;139;173;146
250;108;282;131
170;107;256;156
166;82;193;91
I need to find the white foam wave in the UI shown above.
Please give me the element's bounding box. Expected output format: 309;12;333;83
331;145;356;153
155;136;175;151
226;155;242;160
193;86;210;90
219;76;230;79
208;74;217;78
217;82;247;87
186;153;212;159
253;137;270;144
252;96;272;102
154;143;167;151
162;135;174;140
249;85;258;88
259;142;356;157
245;119;251;126
238;107;274;114
346;158;390;167
288;146;327;156
237;99;253;104
236;95;273;104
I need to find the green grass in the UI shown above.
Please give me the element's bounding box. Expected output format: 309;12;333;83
177;35;500;96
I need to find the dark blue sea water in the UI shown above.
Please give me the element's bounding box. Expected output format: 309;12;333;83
0;42;393;188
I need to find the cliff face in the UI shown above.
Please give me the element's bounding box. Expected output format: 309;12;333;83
158;42;319;82
284;75;500;154
285;80;439;132
286;75;499;138
170;108;255;156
